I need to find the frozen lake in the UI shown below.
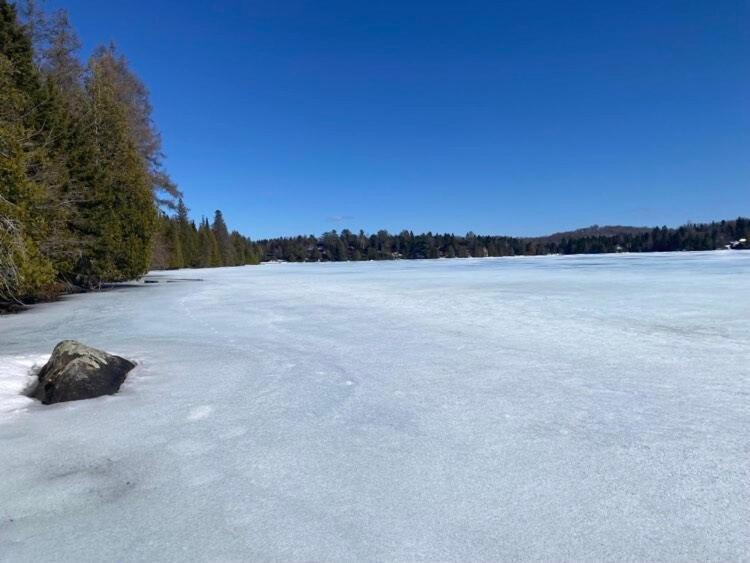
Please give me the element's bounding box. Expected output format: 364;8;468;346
1;252;749;560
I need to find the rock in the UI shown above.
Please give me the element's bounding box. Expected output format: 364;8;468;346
33;340;135;404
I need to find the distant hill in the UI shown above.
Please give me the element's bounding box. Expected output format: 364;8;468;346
528;225;651;243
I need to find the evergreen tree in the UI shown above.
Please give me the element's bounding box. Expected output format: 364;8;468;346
87;43;182;209
0;1;56;300
166;219;183;269
175;199;197;266
149;214;171;270
211;209;236;266
73;51;156;285
197;218;220;268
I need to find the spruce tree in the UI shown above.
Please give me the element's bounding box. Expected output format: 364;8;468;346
211;209;236;266
197;218;220;268
166;219;184;269
175;199;196;266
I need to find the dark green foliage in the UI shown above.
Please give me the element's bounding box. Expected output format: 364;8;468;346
150;209;260;270
0;1;36;92
1;0;257;302
0;0;166;303
212;210;236;266
71;53;157;285
254;218;750;263
0;1;56;300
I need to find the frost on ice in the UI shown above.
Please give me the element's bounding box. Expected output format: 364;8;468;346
0;251;749;560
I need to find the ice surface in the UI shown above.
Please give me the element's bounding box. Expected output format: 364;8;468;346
1;252;749;560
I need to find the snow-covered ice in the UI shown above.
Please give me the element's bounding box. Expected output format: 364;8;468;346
0;356;46;419
1;251;749;560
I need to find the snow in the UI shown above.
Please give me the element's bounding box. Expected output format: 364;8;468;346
0;355;46;419
0;251;749;560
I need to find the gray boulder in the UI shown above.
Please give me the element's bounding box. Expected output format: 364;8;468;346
34;340;135;404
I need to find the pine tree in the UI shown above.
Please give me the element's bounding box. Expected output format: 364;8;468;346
175;199;196;266
197;217;220;268
211;209;236;266
185;221;199;267
166;219;184;269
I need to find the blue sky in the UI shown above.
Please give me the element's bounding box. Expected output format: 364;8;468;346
47;0;749;238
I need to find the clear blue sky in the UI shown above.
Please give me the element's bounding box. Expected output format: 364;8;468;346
47;0;748;238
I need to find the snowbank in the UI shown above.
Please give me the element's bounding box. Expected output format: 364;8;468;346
0;354;48;420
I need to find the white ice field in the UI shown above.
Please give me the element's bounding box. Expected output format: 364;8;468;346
1;251;748;560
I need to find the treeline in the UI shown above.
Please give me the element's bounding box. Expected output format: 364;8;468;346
549;218;748;255
0;1;251;305
150;206;260;270
255;218;749;262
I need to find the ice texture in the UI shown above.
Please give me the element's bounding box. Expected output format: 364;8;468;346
0;251;749;560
